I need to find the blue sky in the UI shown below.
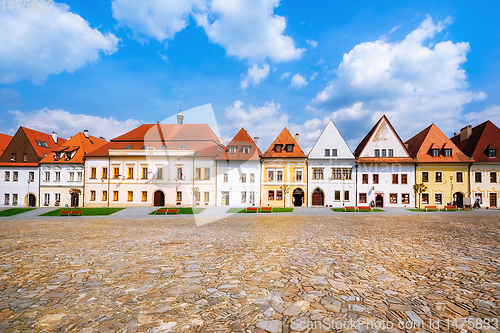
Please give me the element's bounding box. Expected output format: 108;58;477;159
1;0;499;152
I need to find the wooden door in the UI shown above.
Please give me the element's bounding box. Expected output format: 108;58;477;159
490;193;497;207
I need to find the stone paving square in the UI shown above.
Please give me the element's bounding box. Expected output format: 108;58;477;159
0;213;499;332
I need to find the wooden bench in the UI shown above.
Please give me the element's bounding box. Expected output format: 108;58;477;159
357;206;373;212
444;205;458;211
344;206;356;212
60;210;82;216
261;207;273;213
424;205;438;212
246;207;258;213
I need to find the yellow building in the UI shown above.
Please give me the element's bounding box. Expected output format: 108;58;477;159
406;124;472;208
261;128;307;208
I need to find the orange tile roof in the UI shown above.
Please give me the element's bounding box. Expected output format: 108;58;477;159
262;127;306;158
40;132;107;164
405;123;471;162
22;127;67;158
0;133;13;155
217;128;261;161
451;120;500;163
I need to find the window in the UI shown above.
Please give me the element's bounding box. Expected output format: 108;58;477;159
249;192;255;204
402;193;409;204
29;172;34;182
401;174;408;184
4;171;10;182
142;167;148;180
444;149;452;157
388;149;393;157
382;149;387;157
11;153;16;162
324;149;330;157
422;172;429;182
488;149;497;158
128;167;134;179
13;172;18;182
90;168;97;179
456;172;463;183
362;174;368;184
69;172;74;181
344;191;349;202
331;149;337;157
268;170;274;181
475;172;482;183
242;146;250;154
204;168;210;180
373;174;379;184
127;191;133;202
113;191;118;201
195;192;200;202
195;168;201;179
491;172;497;183
432;149;439;157
390;193;397;204
276;190;283;200
35;140;49;148
102;167;108;179
176;191;182;202
342;169;352;180
44;193;51;206
332;168;341;180
275;145;282;152
268;190;275;200
223;173;228;182
204;192;209;202
241;191;246;203
113;167;120;179
374;149;380;157
102;191;107;201
228;146;237;154
250;173;255;183
286;144;293;152
241;173;247;183
296;170;302;181
422;193;429;204
90;190;96;201
55;171;60;181
392;174;398;184
177;167;183;180
435;193;442;204
156;168;163;180
4;194;9;205
12;194;18;205
334;190;341;201
475;193;482;204
313;168;324;180
45;172;50;182
435;172;442;182
359;193;367;203
23;153;28;162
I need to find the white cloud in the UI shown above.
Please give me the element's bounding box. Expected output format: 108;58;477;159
0;3;119;84
310;72;318;81
290;74;308;88
313;15;486;139
306;39;318;48
241;63;270;89
9;109;142;140
280;72;291;80
463;105;500;127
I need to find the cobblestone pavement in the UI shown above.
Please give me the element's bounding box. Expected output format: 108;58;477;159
0;214;499;333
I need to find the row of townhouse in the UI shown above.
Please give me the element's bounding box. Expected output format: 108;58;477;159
1;113;499;209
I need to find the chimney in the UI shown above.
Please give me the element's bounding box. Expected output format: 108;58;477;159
67;136;72;140
52;132;57;144
177;112;184;126
454;132;459;137
253;136;259;147
460;125;472;142
99;136;105;140
218;137;224;145
295;133;299;144
83;130;89;138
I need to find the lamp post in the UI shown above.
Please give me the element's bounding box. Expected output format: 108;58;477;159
450;175;454;205
27;179;32;207
101;178;105;207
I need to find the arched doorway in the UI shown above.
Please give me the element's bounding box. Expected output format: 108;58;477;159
153;190;165;206
27;193;36;207
292;188;304;207
311;188;324;206
453;192;464;208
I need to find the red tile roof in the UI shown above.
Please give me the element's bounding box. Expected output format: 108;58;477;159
405;123;471;162
40;132;107;164
262;127;306;158
217;128;261;161
0;133;13;155
21;127;67;158
450;120;500;163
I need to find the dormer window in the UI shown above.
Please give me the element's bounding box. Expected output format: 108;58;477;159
444;149;452;157
242;146;250;154
431;149;439;157
124;145;133;149
286;144;293;152
11;153;16;162
228;146;237;154
275;144;282;152
374;149;380;157
489;149;497;158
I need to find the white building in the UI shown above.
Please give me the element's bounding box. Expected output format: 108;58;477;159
354;115;416;208
307;120;356;207
216;128;261;207
0;127;65;207
39;131;107;208
84;115;225;207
